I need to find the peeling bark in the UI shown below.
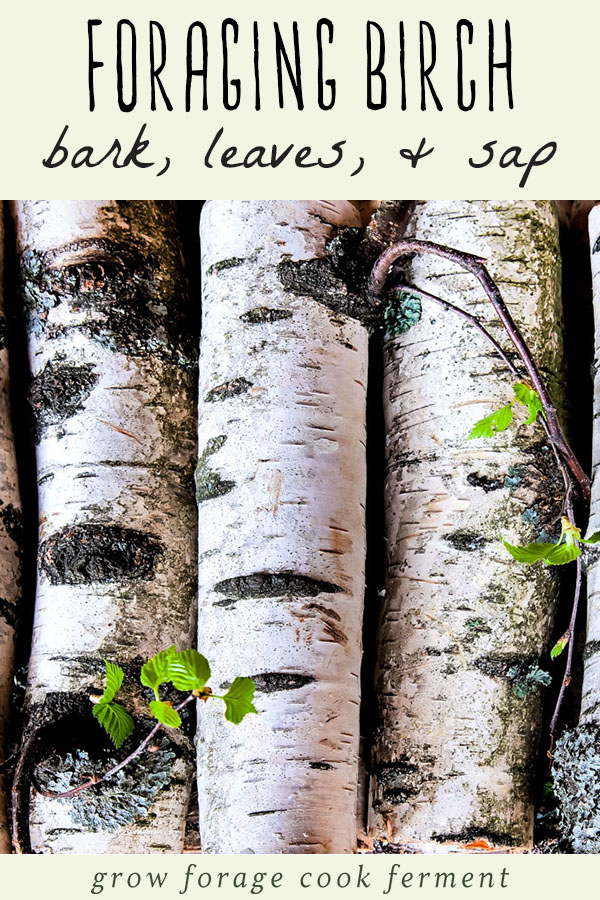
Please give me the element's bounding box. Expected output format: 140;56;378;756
196;201;368;853
0;213;23;853
12;201;197;853
369;201;565;851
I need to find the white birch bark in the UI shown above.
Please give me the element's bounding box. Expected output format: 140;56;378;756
0;214;23;853
369;200;565;851
12;201;197;854
196;200;368;853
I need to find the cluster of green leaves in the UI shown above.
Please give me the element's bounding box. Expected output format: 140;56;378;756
93;648;257;749
468;382;544;440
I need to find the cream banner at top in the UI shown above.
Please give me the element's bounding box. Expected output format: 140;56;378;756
0;0;598;198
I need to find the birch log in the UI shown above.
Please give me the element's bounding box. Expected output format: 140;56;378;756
0;214;23;853
196;200;368;853
12;201;197;854
553;203;600;852
370;200;565;851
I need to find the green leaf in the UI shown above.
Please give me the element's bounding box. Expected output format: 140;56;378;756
149;700;182;728
581;531;600;545
545;543;581;566
502;537;580;567
502;539;556;564
141;646;177;699
513;382;545;424
167;649;211;692
550;634;569;660
221;677;258;725
468;404;514;440
99;660;124;705
93;701;134;749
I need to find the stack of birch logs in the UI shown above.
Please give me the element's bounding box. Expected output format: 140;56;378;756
0;199;597;853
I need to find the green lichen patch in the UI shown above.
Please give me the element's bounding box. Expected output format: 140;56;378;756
19;234;195;368
240;307;293;324
507;663;551;698
34;735;176;833
207;257;246;276
235;672;314;693
213;571;344;602
553;724;600;852
474;656;550;697
204;377;252;403
383;290;422;336
29;361;98;439
39;524;163;585
195;435;235;504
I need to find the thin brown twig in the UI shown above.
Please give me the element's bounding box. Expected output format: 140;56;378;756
549;554;584;752
396;283;522;378
369;239;591;501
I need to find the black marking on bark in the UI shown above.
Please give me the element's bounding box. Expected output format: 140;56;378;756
584;639;600;661
29;361;98;439
240;307;293;324
195;435;235;503
443;530;489;552
250;672;315;693
432;829;519;848
278;256;375;328
474;656;529;678
593;235;600;254
309;761;334;770
207;257;246;275
212;598;238;609
0;502;24;560
373;758;427;805
0;597;16;627
19;234;195;368
467;472;505;492
213;572;344;601
205;378;253;403
75;472;98;479
39;524;163;585
247;809;285;817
